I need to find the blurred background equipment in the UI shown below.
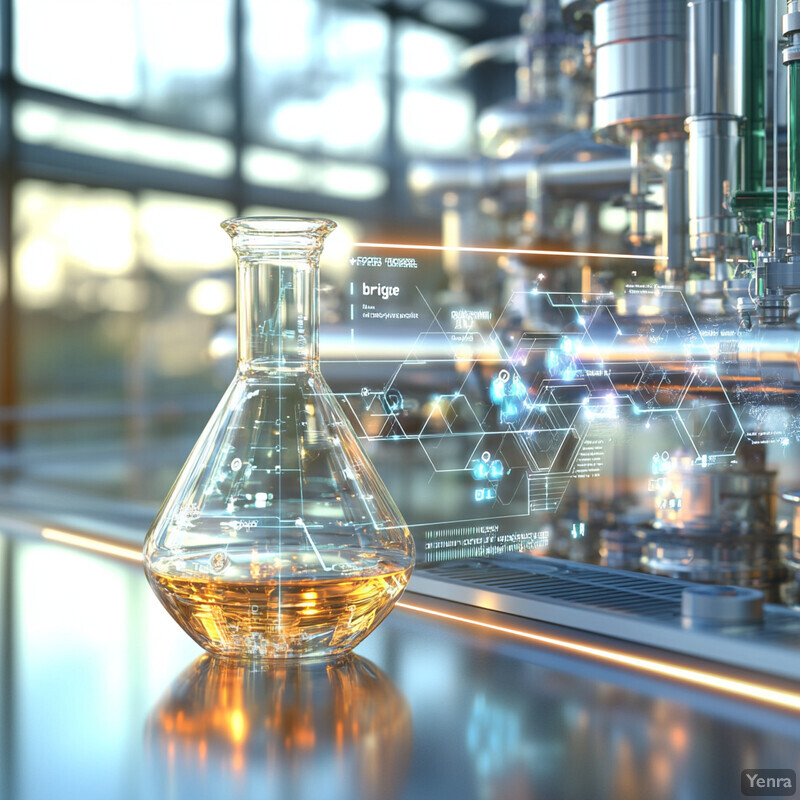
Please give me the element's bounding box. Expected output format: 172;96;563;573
4;0;800;675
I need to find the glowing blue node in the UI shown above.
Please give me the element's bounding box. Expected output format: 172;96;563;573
490;377;506;404
570;522;586;539
472;462;489;480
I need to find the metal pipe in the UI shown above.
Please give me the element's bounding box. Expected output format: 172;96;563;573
408;153;631;197
593;0;688;280
536;158;631;189
548;315;800;388
731;0;773;261
686;0;744;262
526;155;632;237
408;158;532;195
784;1;800;245
688;0;744;115
741;0;768;196
628;130;649;247
788;61;800;231
655;137;689;283
687;117;741;257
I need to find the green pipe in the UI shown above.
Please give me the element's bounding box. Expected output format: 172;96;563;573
789;60;800;221
733;0;787;258
741;0;767;195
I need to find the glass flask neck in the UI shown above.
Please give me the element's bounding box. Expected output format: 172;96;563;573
222;217;336;371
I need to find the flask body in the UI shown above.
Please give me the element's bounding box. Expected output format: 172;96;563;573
143;218;414;659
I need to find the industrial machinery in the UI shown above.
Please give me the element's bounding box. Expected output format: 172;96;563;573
319;0;800;674
356;0;800;602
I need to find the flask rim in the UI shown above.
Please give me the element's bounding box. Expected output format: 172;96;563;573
221;216;337;239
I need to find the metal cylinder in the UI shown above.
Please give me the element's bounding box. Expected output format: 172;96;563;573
686;0;744;259
759;293;789;325
593;0;688;141
653;463;776;535
657;136;689;282
681;585;764;625
688;0;744;118
784;45;800;222
740;0;767;197
687;116;741;256
643;461;785;600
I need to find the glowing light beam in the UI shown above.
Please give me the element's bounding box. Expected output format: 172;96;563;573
355;241;661;261
395;599;800;712
42;528;143;563
356;241;719;264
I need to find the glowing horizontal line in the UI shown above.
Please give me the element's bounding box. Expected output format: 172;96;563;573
42;528;143;563
355;242;661;261
693;256;750;263
356;242;719;267
395;600;800;711
363;428;571;441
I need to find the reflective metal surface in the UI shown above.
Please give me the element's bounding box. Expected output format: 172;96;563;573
687;116;741;259
688;0;744;118
2;532;800;800
593;0;687;138
146;654;412;800
686;0;744;260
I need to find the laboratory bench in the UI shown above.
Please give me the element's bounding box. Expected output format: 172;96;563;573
1;479;800;800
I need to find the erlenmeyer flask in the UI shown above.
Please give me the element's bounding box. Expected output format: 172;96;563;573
144;217;415;659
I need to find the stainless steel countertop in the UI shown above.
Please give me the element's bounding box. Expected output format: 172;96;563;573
1;531;799;800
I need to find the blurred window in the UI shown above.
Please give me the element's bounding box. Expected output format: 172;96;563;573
14;180;235;411
14;0;234;132
396;20;474;155
15;101;235;177
244;144;387;200
398;85;474;154
245;0;389;157
398;19;463;79
1;0;474;487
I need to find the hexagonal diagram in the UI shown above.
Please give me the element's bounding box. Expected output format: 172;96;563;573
632;363;686;410
674;372;744;457
416;393;486;472
515;383;586;472
465;434;535;511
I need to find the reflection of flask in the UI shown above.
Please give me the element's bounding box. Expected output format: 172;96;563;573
146;654;412;800
144;217;414;659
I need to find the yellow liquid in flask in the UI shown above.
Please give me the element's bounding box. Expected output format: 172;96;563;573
149;549;412;659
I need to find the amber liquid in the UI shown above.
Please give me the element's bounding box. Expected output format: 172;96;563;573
149;549;412;659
